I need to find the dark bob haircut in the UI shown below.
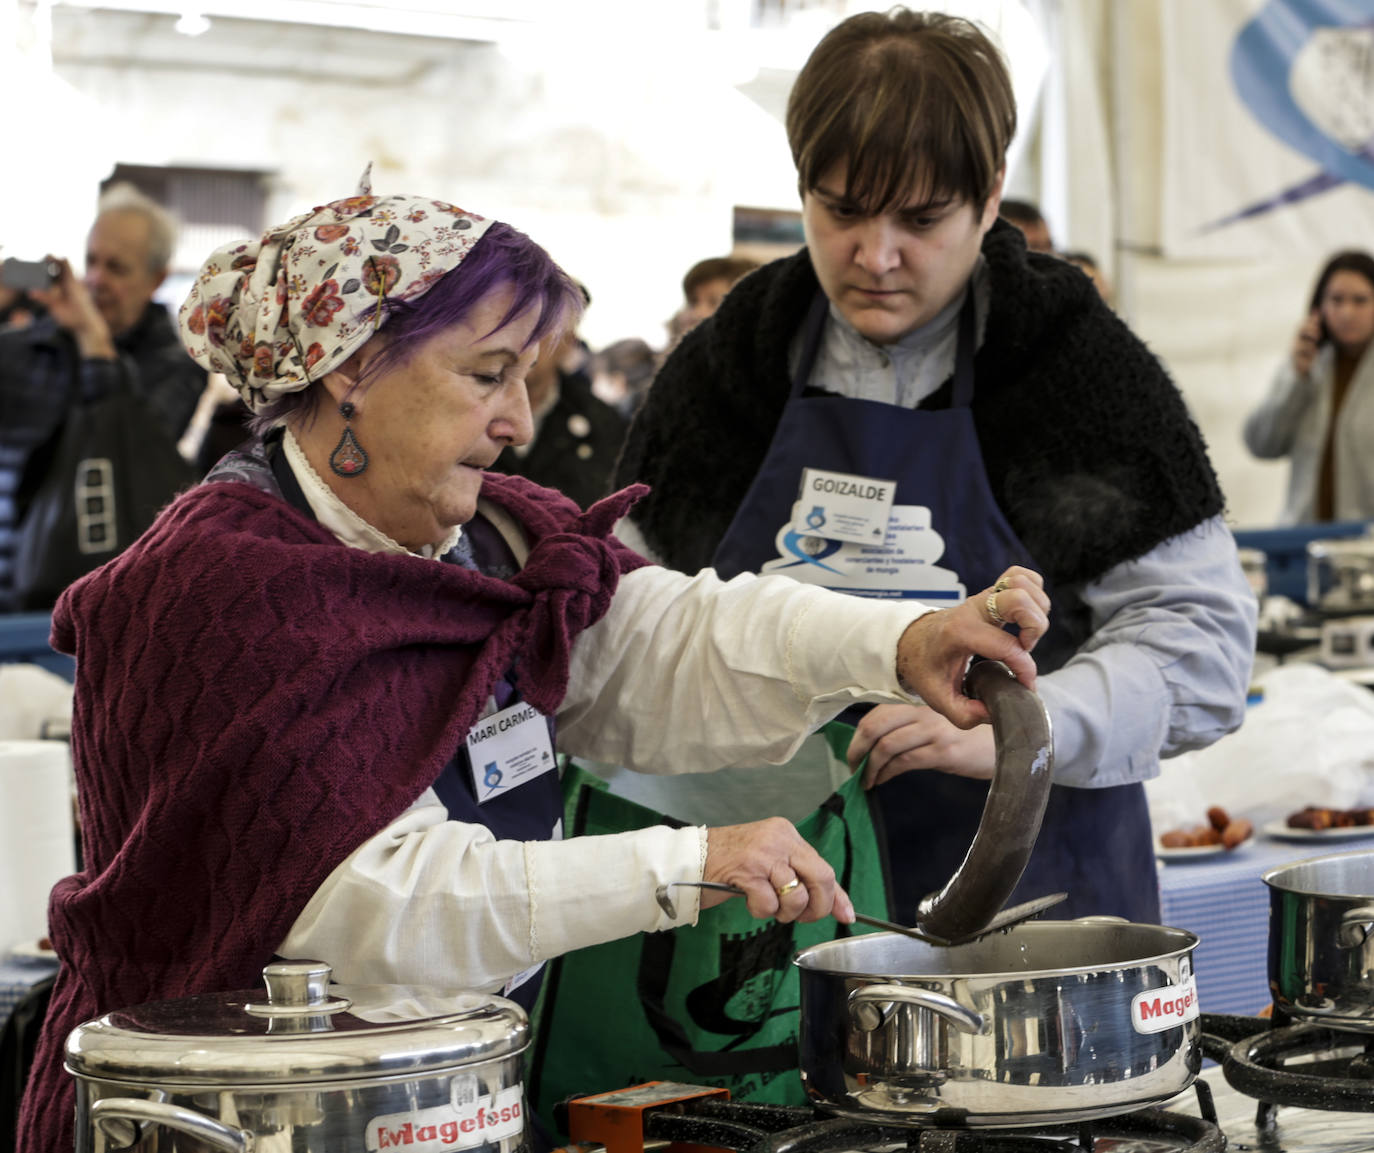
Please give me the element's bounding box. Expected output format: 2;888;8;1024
253;221;583;432
785;8;1016;215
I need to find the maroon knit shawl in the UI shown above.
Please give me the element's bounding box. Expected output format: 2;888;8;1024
18;472;649;1153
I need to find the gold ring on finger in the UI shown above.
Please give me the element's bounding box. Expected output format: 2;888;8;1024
994;576;1012;593
986;590;1008;627
776;878;802;897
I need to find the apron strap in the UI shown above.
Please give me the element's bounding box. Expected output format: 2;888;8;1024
790;290;832;401
950;288;977;409
266;429;318;521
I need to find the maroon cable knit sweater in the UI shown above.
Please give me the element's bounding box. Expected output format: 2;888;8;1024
18;471;648;1153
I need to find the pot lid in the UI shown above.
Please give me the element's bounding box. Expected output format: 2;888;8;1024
65;960;528;1086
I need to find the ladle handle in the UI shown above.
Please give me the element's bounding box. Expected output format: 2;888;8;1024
915;660;1054;942
659;882;948;942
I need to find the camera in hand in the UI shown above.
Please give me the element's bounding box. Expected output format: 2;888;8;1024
1;257;59;292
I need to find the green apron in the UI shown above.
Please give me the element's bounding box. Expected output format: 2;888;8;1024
527;722;889;1137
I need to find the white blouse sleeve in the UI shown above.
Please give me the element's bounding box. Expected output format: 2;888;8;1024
280;789;707;993
555;565;930;772
282;563;930;992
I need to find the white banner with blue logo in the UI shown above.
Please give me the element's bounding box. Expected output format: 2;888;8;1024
1161;0;1374;260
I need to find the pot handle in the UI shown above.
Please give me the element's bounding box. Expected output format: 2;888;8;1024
1337;905;1374;949
847;982;986;1035
915;660;1054;943
91;1098;252;1152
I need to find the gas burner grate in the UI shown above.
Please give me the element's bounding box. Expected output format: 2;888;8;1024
1222;1023;1374;1109
637;1088;1225;1153
1200;1010;1374;1128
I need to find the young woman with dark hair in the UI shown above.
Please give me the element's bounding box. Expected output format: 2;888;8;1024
1245;249;1374;524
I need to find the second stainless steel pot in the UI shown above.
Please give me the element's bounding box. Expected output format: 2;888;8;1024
1265;848;1374;1032
795;919;1201;1127
66;961;531;1153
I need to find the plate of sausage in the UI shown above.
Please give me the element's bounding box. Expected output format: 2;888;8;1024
1156;842;1234;862
1156;806;1254;861
1263;807;1374;842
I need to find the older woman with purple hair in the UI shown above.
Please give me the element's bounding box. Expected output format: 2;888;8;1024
17;173;1048;1153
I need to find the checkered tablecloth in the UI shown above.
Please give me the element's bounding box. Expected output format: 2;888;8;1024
1156;835;1331;1017
0;952;58;1029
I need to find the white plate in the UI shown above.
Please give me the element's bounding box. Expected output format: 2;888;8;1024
7;939;55;960
1262;819;1374;843
1329;667;1374;687
1156;841;1243;861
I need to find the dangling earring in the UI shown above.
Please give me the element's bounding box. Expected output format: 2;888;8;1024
330;401;368;477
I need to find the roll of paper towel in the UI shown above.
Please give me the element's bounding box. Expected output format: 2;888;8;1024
0;740;76;952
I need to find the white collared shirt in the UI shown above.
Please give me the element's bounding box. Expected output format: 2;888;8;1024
282;429;462;559
791;258;992;407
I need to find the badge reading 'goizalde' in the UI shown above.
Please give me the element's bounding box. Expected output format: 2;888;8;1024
791;467;897;545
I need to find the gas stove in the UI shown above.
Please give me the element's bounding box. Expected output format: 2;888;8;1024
552;1014;1374;1153
1196;1012;1374;1148
555;1082;1226;1153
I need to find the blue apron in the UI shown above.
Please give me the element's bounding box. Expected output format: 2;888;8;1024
711;291;1159;923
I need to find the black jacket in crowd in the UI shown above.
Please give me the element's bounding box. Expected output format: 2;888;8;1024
0;302;205;610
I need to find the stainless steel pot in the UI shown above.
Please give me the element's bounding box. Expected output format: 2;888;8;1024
66;960;530;1153
1265;849;1374;1033
795;919;1201;1127
1308;535;1374;615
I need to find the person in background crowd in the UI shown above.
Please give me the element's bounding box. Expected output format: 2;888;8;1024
490;283;629;508
0;183;205;610
614;7;1256;926
998;197;1053;253
591;336;659;418
1244;249;1374;525
188;378;255;475
1061;249;1112;305
16;173;1051;1153
667;255;761;346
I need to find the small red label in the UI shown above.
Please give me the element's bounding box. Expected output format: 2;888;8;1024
1131;976;1200;1034
366;1086;524;1151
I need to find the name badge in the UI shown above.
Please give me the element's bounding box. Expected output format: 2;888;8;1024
466;700;557;804
792;468;897;545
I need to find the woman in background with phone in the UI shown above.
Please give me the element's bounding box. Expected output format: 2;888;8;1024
1245;250;1374;525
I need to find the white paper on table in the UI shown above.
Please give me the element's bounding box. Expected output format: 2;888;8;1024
1145;663;1374;836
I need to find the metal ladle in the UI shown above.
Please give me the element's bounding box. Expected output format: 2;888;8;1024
655;881;1067;947
655;659;1057;945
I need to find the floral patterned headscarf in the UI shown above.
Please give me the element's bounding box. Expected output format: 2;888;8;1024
179;167;494;412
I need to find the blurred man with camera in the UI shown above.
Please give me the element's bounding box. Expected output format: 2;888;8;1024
0;183;203;611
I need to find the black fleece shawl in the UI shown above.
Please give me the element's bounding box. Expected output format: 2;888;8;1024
614;220;1224;590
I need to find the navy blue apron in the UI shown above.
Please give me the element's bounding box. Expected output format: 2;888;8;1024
711;291;1159;923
